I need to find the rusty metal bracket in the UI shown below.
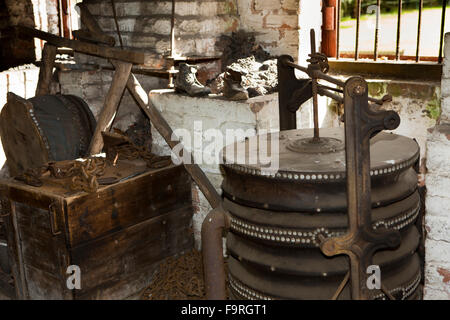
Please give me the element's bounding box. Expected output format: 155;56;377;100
277;55;312;130
320;77;401;299
48;203;62;236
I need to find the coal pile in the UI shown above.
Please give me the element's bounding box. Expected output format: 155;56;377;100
209;56;278;98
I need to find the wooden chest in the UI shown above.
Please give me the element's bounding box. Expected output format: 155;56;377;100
0;163;193;300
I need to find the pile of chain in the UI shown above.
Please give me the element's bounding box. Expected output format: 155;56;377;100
14;130;172;193
142;249;206;300
51;157;106;193
107;143;172;169
15;157;107;193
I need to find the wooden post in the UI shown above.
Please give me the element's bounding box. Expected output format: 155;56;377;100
36;43;57;96
88;60;132;155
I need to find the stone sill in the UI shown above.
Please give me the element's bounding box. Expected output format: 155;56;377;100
149;89;279;115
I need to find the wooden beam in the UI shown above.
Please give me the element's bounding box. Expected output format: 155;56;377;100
88;60;133;155
14;26;164;67
36;43;57;96
75;3;116;46
72;30;112;46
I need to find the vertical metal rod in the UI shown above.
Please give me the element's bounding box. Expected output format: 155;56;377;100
170;0;176;57
310;29;320;142
111;0;123;49
67;0;73;39
337;0;341;59
395;0;402;60
374;0;381;61
415;0;423;62
355;0;361;60
438;0;447;63
58;0;64;37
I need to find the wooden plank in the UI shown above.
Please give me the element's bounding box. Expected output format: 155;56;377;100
88;60;132;155
328;59;442;81
35;43;57;96
65;165;192;246
72;29;113;46
72;206;193;298
14;26;164;67
23;264;72;300
0;93;49;177
0;198;24;299
13;203;68;276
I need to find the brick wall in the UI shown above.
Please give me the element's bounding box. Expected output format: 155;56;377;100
58;69;165;131
149;91;279;248
236;0;300;59
76;0;240;66
423;32;450;299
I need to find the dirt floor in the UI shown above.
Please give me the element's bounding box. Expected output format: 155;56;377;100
141;249;229;300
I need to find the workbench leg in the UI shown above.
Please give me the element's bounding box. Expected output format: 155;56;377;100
88;60;132;155
35;43;57;96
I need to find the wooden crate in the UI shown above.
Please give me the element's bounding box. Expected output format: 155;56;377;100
0;163;194;300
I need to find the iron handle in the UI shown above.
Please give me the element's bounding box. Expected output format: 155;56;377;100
48;203;62;236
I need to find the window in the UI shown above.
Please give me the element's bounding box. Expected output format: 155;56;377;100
322;0;449;80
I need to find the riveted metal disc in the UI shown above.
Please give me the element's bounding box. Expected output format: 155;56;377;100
228;250;421;300
221;127;419;212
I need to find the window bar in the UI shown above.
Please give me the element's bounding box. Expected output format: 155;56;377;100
337;0;341;59
439;0;448;63
415;0;423;62
374;0;381;61
395;0;402;60
355;0;361;60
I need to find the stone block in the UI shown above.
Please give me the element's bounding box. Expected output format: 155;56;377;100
265;13;298;29
426;173;450;199
254;0;281;11
425;215;450;242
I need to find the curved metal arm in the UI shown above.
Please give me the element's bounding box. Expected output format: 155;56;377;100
320;77;401;300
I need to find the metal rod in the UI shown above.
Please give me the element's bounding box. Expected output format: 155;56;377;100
381;284;396;300
416;0;423;62
355;0;361;60
337;0;341;59
110;0;123;49
58;0;64;37
439;0;447;63
285;60;345;87
170;0;176;57
318;87;344;103
331;271;350;300
310;29;320;142
395;0;402;60
374;0;381;61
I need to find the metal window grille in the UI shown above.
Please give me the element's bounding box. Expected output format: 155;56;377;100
333;0;448;63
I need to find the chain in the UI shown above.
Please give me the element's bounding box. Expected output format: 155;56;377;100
67;157;106;193
108;142;172;169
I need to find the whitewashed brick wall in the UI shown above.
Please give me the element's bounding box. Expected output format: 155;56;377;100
236;0;300;59
149;91;279;248
78;0;239;62
424;32;450;299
